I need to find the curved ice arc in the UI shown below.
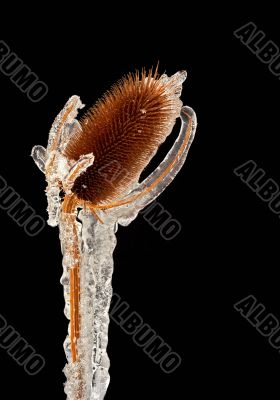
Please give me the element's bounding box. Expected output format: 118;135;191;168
114;106;197;225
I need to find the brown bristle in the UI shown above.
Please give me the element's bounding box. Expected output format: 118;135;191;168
63;69;184;205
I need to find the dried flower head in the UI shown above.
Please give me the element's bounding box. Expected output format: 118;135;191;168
64;69;187;205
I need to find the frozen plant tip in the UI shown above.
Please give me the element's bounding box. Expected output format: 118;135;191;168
31;68;197;400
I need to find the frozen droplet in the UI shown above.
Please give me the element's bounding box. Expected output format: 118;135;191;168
31;145;46;173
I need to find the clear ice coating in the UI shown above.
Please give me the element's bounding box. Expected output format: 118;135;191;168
31;71;197;400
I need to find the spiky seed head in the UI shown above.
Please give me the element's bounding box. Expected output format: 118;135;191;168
63;69;186;205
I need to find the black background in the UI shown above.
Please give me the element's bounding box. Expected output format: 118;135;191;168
1;8;280;399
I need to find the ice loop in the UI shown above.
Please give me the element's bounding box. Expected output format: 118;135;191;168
31;68;197;400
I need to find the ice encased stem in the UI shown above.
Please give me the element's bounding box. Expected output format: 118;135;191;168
61;210;118;400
